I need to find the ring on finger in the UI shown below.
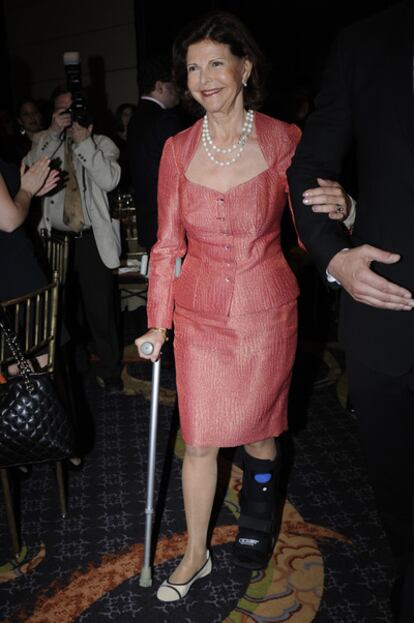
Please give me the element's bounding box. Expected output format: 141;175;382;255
335;205;344;213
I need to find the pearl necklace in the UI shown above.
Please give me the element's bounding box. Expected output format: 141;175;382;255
202;109;254;167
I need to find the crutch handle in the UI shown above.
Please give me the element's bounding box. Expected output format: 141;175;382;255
140;341;154;356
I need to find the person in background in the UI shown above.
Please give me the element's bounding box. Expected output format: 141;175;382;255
111;103;136;194
0;99;43;166
12;99;46;234
17;99;43;144
127;54;185;252
26;87;124;394
0;157;56;234
115;103;136;144
288;3;414;620
0;156;58;371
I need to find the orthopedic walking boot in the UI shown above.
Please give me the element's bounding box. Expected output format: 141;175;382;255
233;448;281;570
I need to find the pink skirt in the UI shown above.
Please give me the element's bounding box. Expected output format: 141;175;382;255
173;300;297;447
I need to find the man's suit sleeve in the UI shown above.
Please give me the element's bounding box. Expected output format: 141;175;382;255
156;109;185;148
146;137;187;329
151;110;185;173
287;32;354;273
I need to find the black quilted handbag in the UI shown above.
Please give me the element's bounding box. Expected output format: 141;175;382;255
0;312;74;468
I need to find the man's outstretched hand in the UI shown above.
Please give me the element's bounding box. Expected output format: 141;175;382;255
327;245;414;310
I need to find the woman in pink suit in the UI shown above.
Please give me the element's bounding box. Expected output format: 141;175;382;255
136;11;351;602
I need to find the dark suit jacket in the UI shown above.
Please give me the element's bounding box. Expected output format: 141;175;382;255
288;1;414;375
127;99;185;250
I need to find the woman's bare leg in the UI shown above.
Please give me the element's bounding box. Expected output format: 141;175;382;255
168;444;219;583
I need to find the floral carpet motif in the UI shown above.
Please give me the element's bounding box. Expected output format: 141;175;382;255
0;344;393;622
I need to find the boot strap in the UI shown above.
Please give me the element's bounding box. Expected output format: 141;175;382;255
238;514;273;533
240;496;275;516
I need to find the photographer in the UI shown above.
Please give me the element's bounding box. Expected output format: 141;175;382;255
26;86;123;394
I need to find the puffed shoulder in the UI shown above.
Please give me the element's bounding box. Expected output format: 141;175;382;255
255;112;301;144
164;119;203;172
253;112;301;170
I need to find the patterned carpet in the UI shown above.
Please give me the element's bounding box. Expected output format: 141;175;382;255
0;340;395;623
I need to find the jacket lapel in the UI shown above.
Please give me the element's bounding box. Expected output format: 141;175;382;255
179;119;203;173
252;112;274;167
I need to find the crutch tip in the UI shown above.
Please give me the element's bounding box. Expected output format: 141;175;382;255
139;567;153;588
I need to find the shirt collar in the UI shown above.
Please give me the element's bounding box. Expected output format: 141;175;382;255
140;96;166;110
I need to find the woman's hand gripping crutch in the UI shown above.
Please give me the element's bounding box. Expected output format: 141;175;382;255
135;329;167;587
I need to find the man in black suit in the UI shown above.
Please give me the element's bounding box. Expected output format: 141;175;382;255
288;3;414;620
127;55;185;251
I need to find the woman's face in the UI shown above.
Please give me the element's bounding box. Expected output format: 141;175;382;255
19;102;42;133
186;39;251;115
121;107;133;130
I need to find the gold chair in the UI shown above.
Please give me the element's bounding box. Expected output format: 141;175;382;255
122;208;139;259
39;228;79;463
114;193;141;260
39;229;69;286
0;273;67;558
112;193;149;310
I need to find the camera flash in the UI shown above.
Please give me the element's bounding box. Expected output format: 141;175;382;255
63;51;80;65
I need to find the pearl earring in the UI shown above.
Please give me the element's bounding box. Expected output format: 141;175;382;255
242;79;247;87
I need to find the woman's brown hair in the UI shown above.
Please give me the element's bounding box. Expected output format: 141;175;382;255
173;11;268;116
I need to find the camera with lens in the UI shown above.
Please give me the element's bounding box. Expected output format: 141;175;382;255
63;51;93;127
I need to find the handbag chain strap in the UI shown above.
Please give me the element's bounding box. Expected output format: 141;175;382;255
0;310;36;393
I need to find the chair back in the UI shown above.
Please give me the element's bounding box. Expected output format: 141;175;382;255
0;273;59;374
116;193;140;259
39;230;69;286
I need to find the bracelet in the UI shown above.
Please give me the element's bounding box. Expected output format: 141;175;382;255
149;327;169;341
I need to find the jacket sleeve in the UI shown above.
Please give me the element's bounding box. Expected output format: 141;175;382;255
25;129;63;165
278;123;302;191
73;135;120;192
276;123;308;251
146;137;187;329
287;31;354;273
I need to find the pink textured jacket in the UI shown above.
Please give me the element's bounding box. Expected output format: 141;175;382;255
147;112;301;329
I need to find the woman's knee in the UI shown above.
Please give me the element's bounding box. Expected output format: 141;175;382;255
185;444;218;460
244;438;274;453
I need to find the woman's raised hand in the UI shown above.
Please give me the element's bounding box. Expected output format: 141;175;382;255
20;158;59;197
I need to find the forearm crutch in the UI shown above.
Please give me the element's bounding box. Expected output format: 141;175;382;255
139;341;161;588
